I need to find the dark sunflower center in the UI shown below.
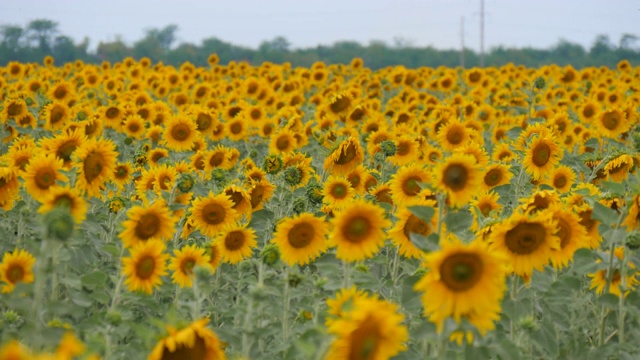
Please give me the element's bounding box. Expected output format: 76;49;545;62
335;143;357;165
531;143;551;167
403;214;430;239
54;87;67;100
479;203;493;217
7;103;23;117
440;253;483;291
556;218;571;248
444;164;468;191
330;96;351;114
601;112;620;130
115;166;128;179
54;195;73;209
160;335;207;360
579;209;596;232
135;213;160;240
230;122;243;135
225;231;245;251
35;168;56;189
402;176;422;196
209;152;225;167
56;141;77;162
553;174;567;188
180;258;196;274
484;169;502;187
202;203;225;225
348;173;361;188
343;216;371;243
288;222;315;249
171;124;191;141
375;189;393;205
446;127;464;145
196;114;212;131
250;185;265;208
276;136;290;151
582;106;595;118
347;315;380;360
136;256;155;279
83;151;105;183
505;222;546;255
6;265;25;283
331;183;348;199
396;142;410;156
50;106;65;124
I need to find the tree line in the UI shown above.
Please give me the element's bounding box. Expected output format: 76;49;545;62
1;19;639;69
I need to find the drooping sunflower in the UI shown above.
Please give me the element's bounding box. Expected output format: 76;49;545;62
604;154;634;182
219;223;257;264
0;249;36;293
122;240;168;294
519;189;561;215
163;115;199;152
389;164;431;205
624;195;640;230
119;201;176;248
189;192;238;238
40;128;87;169
414;236;507;334
148;318;227;360
22;154;68;200
323;136;365;176
594;108;629;139
388;199;438;260
322;175;355;210
272;213;328;266
37;186;87;224
434;153;481;208
589;247;639;297
74;138;118;198
548;205;589;269
329;200;391;262
522;135;561;181
489;210;560;278
325;292;408;360
0;166;20;211
169;244;211;288
248;178;276;211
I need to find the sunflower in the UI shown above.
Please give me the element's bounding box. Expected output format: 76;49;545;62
122;240;168;294
163;115;199;152
414;236;507;334
41;101;71;130
0;249;36;293
546;165;576;193
189;192;238;238
206;240;223;273
227;116;250;142
491;142;515;163
322;175;355;210
119;201;176;248
219;223;257;264
148;318;227;360
470;192;502;230
604;154;634;182
489;210;560;278
40;128;87;169
148;148;169;167
323;136;365;176
204;145;231;172
37;186;87;224
481;163;513;192
169;244;211;288
248;178;276;211
389;164;431;204
624;195;640;230
0;166;20;211
326;91;353;117
387;135;420;167
223;184;253;219
329;200;391;262
74;138;118;198
594;108;628;139
548;205;589;269
122;114;146;140
2;98;28;122
434;153;481;208
22;154;68;200
436;119;470;152
522;135;561;181
325;291;408;360
272;213;328;266
519;189;560;215
269;129;297;155
48;81;75;103
388;199;437;260
589;247;639;297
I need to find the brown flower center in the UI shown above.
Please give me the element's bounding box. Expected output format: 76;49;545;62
171;123;191;142
202;203;225;225
484;168;502;187
553;174;567;188
343;216;371;243
6;264;25;283
225;190;245;209
276;136;291;151
403;214;430;239
196;113;212;131
401;176;422;196
250;185;265;208
54;195;73;209
288;222;315;248
135;256;155;280
440;253;483;291
347;315;381;360
330;95;351;114
161;335;207;360
331;183;348;199
135;213;160;240
7;102;24;117
505;221;546;255
334;143;357;165
443;164;468;191
556;218;571;248
225;230;245;251
230;122;243;135
531;143;551;167
83;151;105;183
601;111;620;130
209;152;225;167
180;258;196;275
56;141;77;162
35;168;56;190
446;126;464;145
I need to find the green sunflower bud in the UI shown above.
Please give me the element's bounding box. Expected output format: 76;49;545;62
44;208;74;242
263;154;283;175
292;198;306;214
287;272;304;288
260;243;280;267
626;232;640;250
177;173;196;193
108;197;127;213
124;137;133;145
380;139;397;157
305;183;324;205
283;166;302;187
106;310;122;326
533;77;546;90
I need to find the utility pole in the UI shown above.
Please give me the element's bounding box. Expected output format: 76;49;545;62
480;0;485;67
460;17;465;68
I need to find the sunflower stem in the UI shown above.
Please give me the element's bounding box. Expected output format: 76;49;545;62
241;296;255;358
510;275;519;341
599;211;624;346
342;260;352;288
282;267;291;345
31;239;50;350
618;249;629;345
109;246;126;312
435;192;446;240
49;243;59;302
192;274;201;320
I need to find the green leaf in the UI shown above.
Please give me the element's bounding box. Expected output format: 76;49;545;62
598;293;619;308
591;201;618;227
408;205;435;223
444;209;473;235
601;181;625;196
505;126;523;139
410;233;439;252
81;270;108;291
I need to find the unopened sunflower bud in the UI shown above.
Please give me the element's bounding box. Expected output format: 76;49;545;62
292;198;306;214
260;244;280;266
533;77;546;90
354;263;369;273
626;232;640;250
305;183;324;205
249;284;267;301
177;173;195;193
283;167;302;187
44;208;74;242
249;149;258;159
2;310;21;324
124;137;133;145
106;310;122;326
108;197;127;213
380;140;397;157
287;272;304;288
25;98;34;106
263;154;283;175
518;315;537;331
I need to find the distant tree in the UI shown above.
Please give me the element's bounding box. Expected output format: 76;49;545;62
26;19;58;53
96;37;131;63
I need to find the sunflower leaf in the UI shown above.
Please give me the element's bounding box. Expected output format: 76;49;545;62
80;270;108;291
591;201;619;227
408;205;435;223
600;181;626;196
410;232;439;252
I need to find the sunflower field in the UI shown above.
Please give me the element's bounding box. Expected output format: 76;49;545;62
0;56;640;359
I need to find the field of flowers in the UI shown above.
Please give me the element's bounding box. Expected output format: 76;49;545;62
0;55;639;359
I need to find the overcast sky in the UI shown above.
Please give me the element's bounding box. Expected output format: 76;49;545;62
1;0;639;52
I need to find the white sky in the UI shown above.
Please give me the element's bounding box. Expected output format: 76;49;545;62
1;0;639;52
